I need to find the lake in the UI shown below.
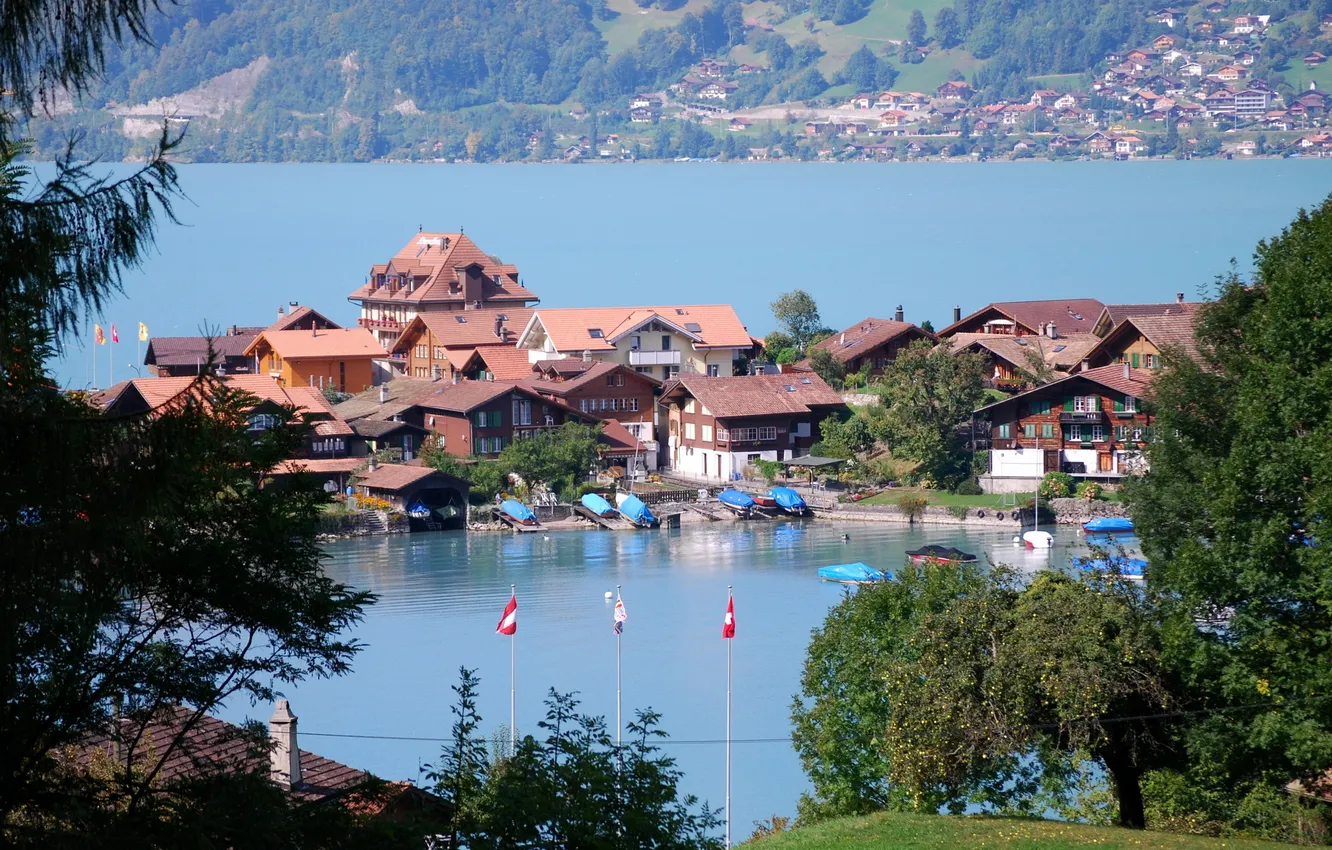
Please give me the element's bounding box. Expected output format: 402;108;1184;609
52;160;1332;389
213;520;1106;836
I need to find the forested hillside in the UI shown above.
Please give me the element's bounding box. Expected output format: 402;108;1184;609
23;0;1326;162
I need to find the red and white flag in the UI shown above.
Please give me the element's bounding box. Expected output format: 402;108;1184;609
110;324;120;343
496;594;517;635
722;595;735;639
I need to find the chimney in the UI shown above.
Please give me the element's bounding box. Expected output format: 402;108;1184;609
379;384;388;404
1176;292;1185;303
894;305;904;323
839;332;846;345
1123;359;1131;379
269;700;302;788
495;317;504;339
953;305;961;323
582;350;591;362
277;305;285;319
1047;322;1057;339
368;452;378;471
1081;359;1090;372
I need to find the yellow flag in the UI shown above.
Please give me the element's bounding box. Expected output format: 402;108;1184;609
94;324;105;345
138;322;149;342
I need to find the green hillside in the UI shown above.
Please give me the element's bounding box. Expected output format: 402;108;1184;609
750;813;1300;850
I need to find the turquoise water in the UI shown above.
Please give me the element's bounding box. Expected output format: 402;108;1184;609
216;520;1099;833
53;161;1332;389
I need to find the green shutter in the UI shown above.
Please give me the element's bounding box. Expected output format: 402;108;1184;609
1064;396;1074;411
1131;353;1140;368
491;410;503;427
1114;398;1124;412
998;424;1010;439
1090;396;1100;412
1042;423;1053;438
1025;424;1036;438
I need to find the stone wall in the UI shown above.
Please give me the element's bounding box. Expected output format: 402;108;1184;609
1048;498;1129;526
817;503;1023;527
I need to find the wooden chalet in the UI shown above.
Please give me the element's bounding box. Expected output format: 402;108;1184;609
802;313;936;376
938;299;1107;338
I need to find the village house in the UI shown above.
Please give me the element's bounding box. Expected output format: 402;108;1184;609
659;373;846;481
1152;33;1180;49
1115;134;1148;155
1306;52;1328;68
143;305;340;377
936;80;975;101
1084;300;1199;368
347;232;537;349
1029;89;1060;107
514;305;753;382
519;360;661;467
945;322;1102;391
696;58;728;78
388;308;534;382
243;327;383;393
1234;88;1271;116
1180;61;1204;77
803;312;936;376
352;462;470;529
1213;65;1247;82
939;299;1107;338
698;81;738;100
728;117;752;131
977;363;1157;491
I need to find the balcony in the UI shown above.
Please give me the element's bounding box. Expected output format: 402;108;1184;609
629;349;681;366
358;317;401;330
1059;411;1105;423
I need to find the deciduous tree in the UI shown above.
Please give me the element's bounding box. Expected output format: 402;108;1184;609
770;290;823;353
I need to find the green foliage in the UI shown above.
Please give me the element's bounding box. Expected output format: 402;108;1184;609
1125;197;1332;837
755;458;785;484
1039;471;1075;499
421;435;510;503
775;347;800;365
808;348;846;389
895;494;928;522
906;9;927;45
430;675;723;849
873;340;986;488
953;479;983;496
764;330;796;356
498;421;602;497
1075;481;1103;501
818;413;875;459
840;44;897;91
771;289;823;353
946;504;970;520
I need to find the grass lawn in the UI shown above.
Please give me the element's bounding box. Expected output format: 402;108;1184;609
1027;72;1084;89
891;49;985;94
749;812;1299;849
855;488;1029;508
596;0;711;55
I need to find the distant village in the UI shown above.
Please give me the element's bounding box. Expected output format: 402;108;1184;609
551;6;1332;162
87;228;1202;524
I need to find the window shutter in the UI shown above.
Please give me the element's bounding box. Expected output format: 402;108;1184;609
1064;396;1074;411
1025;424;1036;438
1091;396;1100;412
1043;423;1054;438
1131;353;1140;368
1114;398;1124;412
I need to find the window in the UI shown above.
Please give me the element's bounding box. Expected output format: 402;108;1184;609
580;399;589;412
455;315;467;323
758;426;778;441
1030;400;1052;415
702;425;713;442
1067;423;1083;442
1041;423;1054;439
717;428;730;441
513;398;532;426
684;400;696;413
1124;395;1137;413
1092;424;1105;442
685;422;696;440
997;423;1011;439
606;374;624;386
800;377;813;384
1131;353;1140;368
635;367;652;375
668;365;679;379
630;335;641;350
747;453;761;463
588;328;604;338
628;399;639;412
434;346;446;359
1114;425;1129;441
1073;395;1099;412
661;336;672;350
783;384;797;392
707;364;720;377
685;322;702;333
731;427;759;442
247;413;278;432
1024;424;1036;438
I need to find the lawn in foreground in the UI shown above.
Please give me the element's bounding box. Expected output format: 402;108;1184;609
747;812;1296;849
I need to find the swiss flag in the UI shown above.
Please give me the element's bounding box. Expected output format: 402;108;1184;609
722;595;735;639
110;324;119;343
496;594;517;635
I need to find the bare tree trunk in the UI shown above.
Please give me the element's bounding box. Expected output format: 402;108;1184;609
1101;750;1146;829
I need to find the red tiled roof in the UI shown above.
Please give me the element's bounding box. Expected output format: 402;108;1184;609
416;380;517;414
599;419;646;454
104;375;338;418
473;346;537;380
354;462;448;492
940;299;1107;337
245;329;383;361
520;361;657;397
390;308;535;354
945;332;1102;371
978;363;1155;414
1097;301;1199;331
661;373;845;419
1085;312;1200;365
347;233;536;306
334;378;444;422
278;457;364;474
807;318;933;365
144;329;264;367
268;305;342;332
521;305;751;353
74;705;368;805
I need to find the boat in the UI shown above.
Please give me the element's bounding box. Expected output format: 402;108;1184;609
1023;530;1054;549
818;563;891;584
499;499;539;526
580;492;618;517
752;493;778;508
405;500;432;520
1083;517;1134;533
718;489;757;516
768;487;809;515
1074;556;1147;578
618;494;658;527
905;544;978;565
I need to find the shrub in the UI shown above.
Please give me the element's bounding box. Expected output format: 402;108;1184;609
953;479;983;496
1075;481;1104;500
947;505;969;520
1039;471;1075;500
754;459;785;484
896;494;928;523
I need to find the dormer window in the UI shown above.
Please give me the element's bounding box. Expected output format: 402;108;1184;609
685;323;702;333
456;315;467;323
588;328;604;338
675;308;687;316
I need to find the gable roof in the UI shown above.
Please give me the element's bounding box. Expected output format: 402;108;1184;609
660;373;845;419
144;328;265;368
599;418;648;454
945;332;1102;371
354;463;462;493
347;233;536;306
1093;301;1199;335
244;328;383;360
808;318;934;365
939;299;1107;337
976;363;1156;416
518;306;751;353
1084;312;1200;365
390;307;536;354
415;381;521;414
470;345;537;380
335;378;446;422
521;360;658;397
268;305;342;332
97;374;338;418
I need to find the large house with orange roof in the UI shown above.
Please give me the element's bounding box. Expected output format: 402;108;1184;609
514;305;754;382
142;303;339;378
244;327;383;393
347;231;538;349
388;307;534;381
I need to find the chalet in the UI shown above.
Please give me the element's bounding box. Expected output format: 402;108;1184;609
659;373;846;481
804;314;935;376
978;363;1158;490
1053;92;1086;110
728;117;753;131
1002;103;1038;124
1155;8;1183;26
1048;133;1078;149
696;58;728;78
945;328;1102;391
243;327;383;393
737;63;761;74
1234;50;1256;65
879;110;910;128
353;463;469;528
1084;303;1199;368
521;360;661;464
936;80;975;101
850;93;874;109
389;308;534;382
698;81;738;100
939;299;1106;338
515;305;753;382
630;93;662;109
1125;49;1159;65
1180;61;1204;77
1152;34;1180;49
1306;52;1328;68
1203;0;1226;11
1091;296;1192;335
143;305;340;378
1029;89;1060;107
347;232;536;349
1205;89;1236;114
1115;135;1148;155
1231;15;1258;33
1213;65;1246;82
630;108;656;123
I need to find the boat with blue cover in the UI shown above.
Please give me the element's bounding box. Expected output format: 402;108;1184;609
499;499;539;526
818;563;891;584
1074;556;1147;578
580;493;618;517
1083;517;1134;533
718;489;756;516
768;487;809;515
618;494;658;527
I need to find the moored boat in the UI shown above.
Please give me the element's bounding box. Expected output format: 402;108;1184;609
1083;517;1134;533
618;494;658;527
818;562;891;584
718;489;756;516
1023;530;1054;549
499;499;539;526
905;544;978;565
1074;556;1147;578
580;492;618;517
752;493;778;508
768;487;808;515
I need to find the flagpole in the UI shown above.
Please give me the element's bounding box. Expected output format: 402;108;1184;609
726;584;733;850
510;583;517;757
616;583;622;754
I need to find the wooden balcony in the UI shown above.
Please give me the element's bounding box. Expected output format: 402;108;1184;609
358;317;401;330
1059;411;1105;424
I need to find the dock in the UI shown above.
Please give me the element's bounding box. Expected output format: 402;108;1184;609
574;504;638;531
493;508;543;532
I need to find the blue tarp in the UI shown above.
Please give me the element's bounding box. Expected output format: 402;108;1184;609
406;500;431;519
769;487;808;512
580;493;617;516
718;489;756;510
818;563;891;584
500;499;537;523
1083;517;1134;533
1074;556;1147;577
619;494;657;527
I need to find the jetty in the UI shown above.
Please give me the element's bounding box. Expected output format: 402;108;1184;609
573;504;638;531
493;508;544;532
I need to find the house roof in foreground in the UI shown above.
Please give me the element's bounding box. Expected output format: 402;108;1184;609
660;373;844;419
